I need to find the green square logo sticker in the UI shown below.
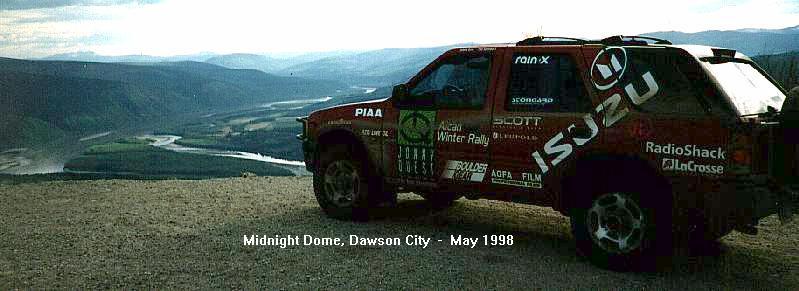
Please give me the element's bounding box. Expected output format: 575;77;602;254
398;110;436;147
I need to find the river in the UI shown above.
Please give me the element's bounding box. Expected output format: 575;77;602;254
140;135;310;176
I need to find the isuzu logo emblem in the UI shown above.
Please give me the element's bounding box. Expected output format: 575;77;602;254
590;47;628;91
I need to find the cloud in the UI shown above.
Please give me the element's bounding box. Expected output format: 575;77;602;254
0;0;161;10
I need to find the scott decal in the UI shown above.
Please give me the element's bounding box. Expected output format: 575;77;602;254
493;116;542;127
355;108;382;118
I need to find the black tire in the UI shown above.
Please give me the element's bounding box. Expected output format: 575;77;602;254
419;191;462;209
570;183;672;271
313;144;371;221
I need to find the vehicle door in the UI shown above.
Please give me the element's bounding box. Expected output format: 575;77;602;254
384;48;500;193
489;47;596;204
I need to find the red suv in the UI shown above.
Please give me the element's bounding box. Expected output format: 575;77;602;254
298;36;799;270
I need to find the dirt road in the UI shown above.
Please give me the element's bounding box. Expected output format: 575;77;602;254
1;177;797;289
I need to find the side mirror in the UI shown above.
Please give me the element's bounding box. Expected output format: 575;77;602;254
392;84;409;106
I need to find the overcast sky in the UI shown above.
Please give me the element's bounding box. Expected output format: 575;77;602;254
1;0;798;58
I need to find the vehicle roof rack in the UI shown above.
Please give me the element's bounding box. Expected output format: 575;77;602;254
600;35;672;45
516;36;587;46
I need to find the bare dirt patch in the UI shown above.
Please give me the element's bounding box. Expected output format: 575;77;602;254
0;177;797;289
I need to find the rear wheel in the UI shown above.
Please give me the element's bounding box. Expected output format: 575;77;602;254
570;184;671;271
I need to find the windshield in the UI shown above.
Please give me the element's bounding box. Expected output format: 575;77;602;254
702;60;786;116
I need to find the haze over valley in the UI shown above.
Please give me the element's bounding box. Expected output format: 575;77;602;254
2;25;799;179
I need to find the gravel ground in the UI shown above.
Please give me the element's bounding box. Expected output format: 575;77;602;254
0;177;797;289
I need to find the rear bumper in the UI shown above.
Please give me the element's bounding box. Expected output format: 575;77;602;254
716;175;799;226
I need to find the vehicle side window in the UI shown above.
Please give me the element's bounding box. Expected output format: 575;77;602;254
408;54;491;109
506;54;591;112
626;49;708;116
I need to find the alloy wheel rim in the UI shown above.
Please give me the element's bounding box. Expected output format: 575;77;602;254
586;192;646;254
323;160;359;207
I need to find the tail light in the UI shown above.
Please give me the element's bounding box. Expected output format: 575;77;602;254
729;133;752;175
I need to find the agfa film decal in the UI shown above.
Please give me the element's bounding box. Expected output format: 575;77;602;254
441;160;488;182
490;169;542;188
531;47;661;175
398;110;436;179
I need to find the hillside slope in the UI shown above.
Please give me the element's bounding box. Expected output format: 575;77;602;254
277;44;472;86
0;58;345;148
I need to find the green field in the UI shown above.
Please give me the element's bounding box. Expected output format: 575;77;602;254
65;138;293;178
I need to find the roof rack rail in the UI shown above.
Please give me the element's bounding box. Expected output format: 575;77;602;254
600;35;672;45
516;36;587;46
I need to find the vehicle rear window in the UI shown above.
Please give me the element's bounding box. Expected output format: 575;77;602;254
506;54;591;112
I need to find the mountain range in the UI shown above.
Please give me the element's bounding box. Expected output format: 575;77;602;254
643;25;799;56
0;58;345;148
38;25;799;89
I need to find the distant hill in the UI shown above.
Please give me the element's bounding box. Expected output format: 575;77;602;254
41;51;218;63
204;51;359;74
277;44;473;87
0;58;345;148
644;25;799;56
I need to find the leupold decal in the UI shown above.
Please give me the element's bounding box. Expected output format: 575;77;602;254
531;47;661;175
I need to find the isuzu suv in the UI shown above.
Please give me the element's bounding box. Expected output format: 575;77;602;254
298;36;799;270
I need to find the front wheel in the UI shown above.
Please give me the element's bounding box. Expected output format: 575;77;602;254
313;145;370;220
571;190;670;271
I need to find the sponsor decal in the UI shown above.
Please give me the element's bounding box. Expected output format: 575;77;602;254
662;158;724;175
493;116;542;127
492;132;538;141
590;47;627;91
326;119;351;126
361;129;389;137
442;160;488;182
532;47;661;175
514;55;551;65
510;97;554;106
645;142;726;160
398;110;436;179
437;131;489;147
355;108;383;118
437;120;489;147
438;121;463;132
490;170;542;188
